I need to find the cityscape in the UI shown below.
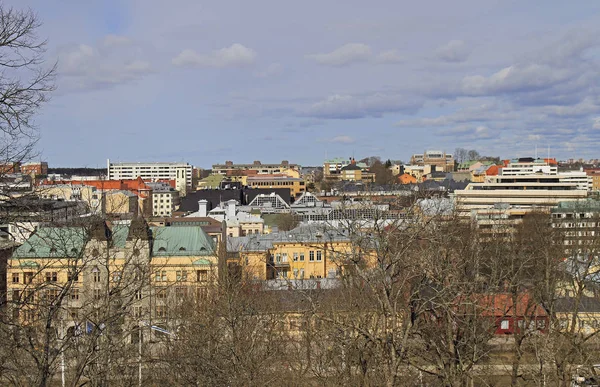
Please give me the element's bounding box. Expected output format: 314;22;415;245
3;1;600;386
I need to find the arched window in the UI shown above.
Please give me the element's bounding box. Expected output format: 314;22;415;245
179;247;186;252
158;247;166;252
50;247;57;253
70;248;78;255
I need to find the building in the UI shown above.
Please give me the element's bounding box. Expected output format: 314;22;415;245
454;168;588;218
410;150;454;172
230;224;359;281
147;181;180;217
585;168;600;191
0;198;81;243
107;160;193;196
6;221;218;330
188;199;263;237
246;175;306;198
212;160;300;176
20;162;48;177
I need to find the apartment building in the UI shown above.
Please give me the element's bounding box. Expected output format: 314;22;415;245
454;174;588;217
107;159;192;195
410;150;455;172
246;175;306;197
7;221;218;330
230;225;371;281
212;160;300;175
147;181;180;217
551;199;600;254
20;162;48;177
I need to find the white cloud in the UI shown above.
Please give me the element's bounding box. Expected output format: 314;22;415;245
308;43;371;66
461;64;571;96
56;37;153;92
172;44;257;67
304;92;422;119
527;134;542;141
376;49;404;64
435;40;471;63
255;62;283;78
437;125;493;139
102;34;131;47
328;135;355;144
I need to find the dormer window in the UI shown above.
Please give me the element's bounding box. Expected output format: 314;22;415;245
179;247;186;252
158;247;166;252
28;248;35;253
70;248;78;255
50;247;57;253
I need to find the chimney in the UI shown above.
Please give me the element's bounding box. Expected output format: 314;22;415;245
198;199;208;217
226;200;236;218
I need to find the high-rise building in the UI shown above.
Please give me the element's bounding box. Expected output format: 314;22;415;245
107;159;192;195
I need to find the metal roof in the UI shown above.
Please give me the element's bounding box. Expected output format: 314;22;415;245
151;226;215;256
13;227;88;258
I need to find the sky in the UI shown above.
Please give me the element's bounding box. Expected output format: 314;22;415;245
9;0;600;168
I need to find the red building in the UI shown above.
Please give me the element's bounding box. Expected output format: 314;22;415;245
476;292;548;335
21;161;48;177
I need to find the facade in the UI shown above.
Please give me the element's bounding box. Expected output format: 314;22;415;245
212;160;300;176
148;181;180;217
107;160;192;195
246;175;306;197
585;168;600;191
410;150;454;172
230;225;366;281
7;222;218;331
190;199;263;237
454;174;588;217
20;162;48;177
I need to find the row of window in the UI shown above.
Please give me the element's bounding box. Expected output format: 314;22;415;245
274;251;323;263
155;269;209;282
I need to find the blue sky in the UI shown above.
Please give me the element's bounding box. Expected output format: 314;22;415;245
10;0;600;167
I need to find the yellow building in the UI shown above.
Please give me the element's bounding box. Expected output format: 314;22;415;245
246;175;306;197
554;297;600;334
233;225;364;281
7;221;219;329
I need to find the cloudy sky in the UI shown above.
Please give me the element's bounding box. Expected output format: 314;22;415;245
10;0;600;167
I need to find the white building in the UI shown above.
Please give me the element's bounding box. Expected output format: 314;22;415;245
188;199;264;237
147;182;180;217
107;159;192;195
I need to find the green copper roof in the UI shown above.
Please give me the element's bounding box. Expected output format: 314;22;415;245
151;226;215;257
111;224;130;248
192;258;211;266
13;227;87;258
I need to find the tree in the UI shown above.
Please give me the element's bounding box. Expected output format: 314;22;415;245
0;4;55;188
467;150;481;162
369;160;394;186
274;212;299;231
454;148;468;164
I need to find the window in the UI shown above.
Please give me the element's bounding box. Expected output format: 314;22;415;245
94;289;102;300
196;287;208;300
135;290;143;300
112;271;121;282
45;272;58;282
293;252;298;261
282;253;288;262
275;253;281;263
132;307;142;318
176;270;188;281
316;251;322;261
45;289;59;303
175;287;187;299
197;270;208;282
68;272;79;282
155;306;167;318
309;251;315;261
300;253;305;262
155;271;167;282
156;288;167;299
12;289;20;302
92;267;100;283
299;269;304;278
500;320;509;330
71;288;79;300
12;273;19;283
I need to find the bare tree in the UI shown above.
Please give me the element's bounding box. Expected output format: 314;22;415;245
0;4;55;183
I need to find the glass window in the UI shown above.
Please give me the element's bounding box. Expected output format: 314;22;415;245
500;320;509;330
316;251;322;261
309;251;315;261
